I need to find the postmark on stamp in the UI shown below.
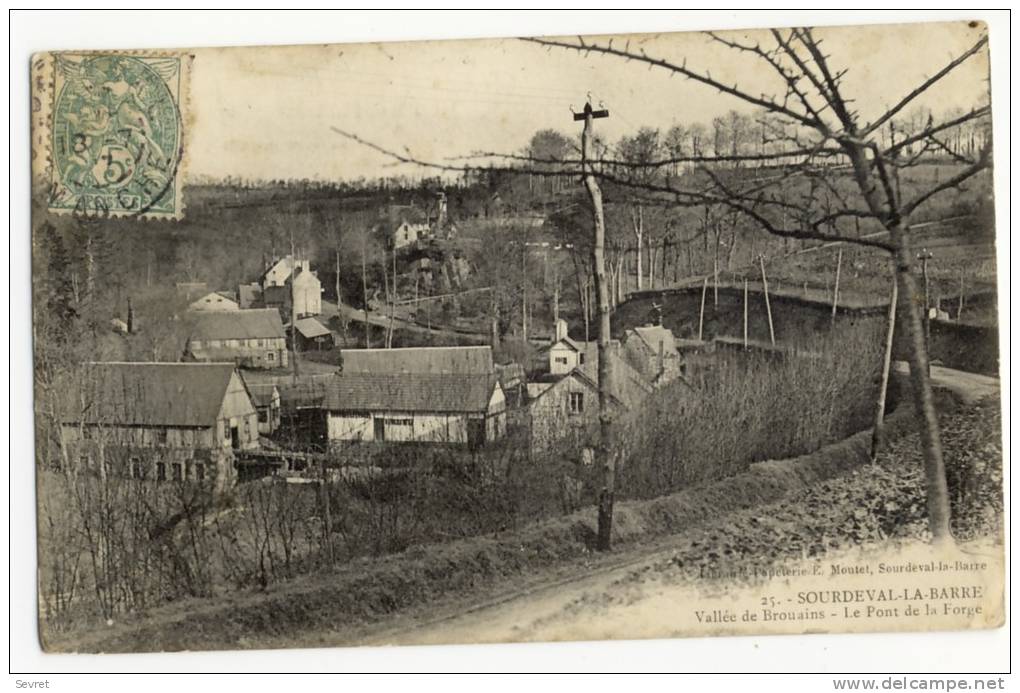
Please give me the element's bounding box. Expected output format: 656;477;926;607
36;52;190;220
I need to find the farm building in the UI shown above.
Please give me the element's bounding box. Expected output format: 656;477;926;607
323;373;506;448
338;345;495;376
56;362;260;489
327;345;505;447
186;308;288;369
291;316;335;351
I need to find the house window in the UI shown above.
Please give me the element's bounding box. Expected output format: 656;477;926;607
554;357;568;365
267;351;275;362
388;418;413;427
258;408;269;423
222;420;230;441
579;353;586;365
244;419;251;439
130;457;143;479
569;392;584;414
172;462;183;481
155;428;168;445
194;462;206;481
156;462;167;482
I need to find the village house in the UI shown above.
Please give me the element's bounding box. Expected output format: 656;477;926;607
326;345;506;448
621;324;684;385
382;204;431;250
57;362;260;489
188;291;240;312
527;321;655;454
246;382;282;435
258;255;323;317
547;319;594;376
526;350;651;455
186;308;288;369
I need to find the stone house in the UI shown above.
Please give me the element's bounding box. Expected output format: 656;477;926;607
186;308;288;369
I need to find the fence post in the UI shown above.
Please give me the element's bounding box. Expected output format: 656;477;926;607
758;255;776;346
698;277;708;342
743;278;749;349
831;248;842;324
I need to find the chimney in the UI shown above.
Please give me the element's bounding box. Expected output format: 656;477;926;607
554;318;568;342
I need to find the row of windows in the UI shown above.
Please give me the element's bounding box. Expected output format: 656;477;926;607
72;455;209;482
197;338;281;348
129;457;208;482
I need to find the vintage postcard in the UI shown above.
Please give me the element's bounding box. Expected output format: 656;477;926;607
30;19;1002;655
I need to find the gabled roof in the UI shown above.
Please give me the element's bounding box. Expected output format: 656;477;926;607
324;373;500;413
339;346;495;376
59;362;239;428
628;325;678;354
246;382;280;407
188;291;239;311
549;336;583;353
188;309;286;341
293;316;331;339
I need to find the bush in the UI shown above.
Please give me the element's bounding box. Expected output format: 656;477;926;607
616;320;887;499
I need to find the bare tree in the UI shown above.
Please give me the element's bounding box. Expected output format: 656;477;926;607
525;28;991;544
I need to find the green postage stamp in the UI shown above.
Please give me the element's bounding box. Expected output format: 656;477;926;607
32;51;191;219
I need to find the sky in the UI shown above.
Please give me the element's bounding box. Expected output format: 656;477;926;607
186;20;990;182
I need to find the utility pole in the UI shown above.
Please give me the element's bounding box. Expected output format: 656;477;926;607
831;247;842;324
574;100;614;551
290;228;300;382
871;272;898;462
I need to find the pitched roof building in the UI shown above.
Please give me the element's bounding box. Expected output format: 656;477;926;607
57;362;260;487
324;345;504;447
338;345;495;376
186;309;288;369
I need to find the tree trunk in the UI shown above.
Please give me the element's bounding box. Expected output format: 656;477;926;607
888;223;952;543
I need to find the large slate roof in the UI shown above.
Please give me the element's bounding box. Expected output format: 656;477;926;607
338;346;494;376
188;308;285;341
323;373;499;414
59;362;238;428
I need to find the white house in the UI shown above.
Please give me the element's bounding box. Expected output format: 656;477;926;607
548;319;595;376
188;291;240;312
262;255;309;288
291;266;322;317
